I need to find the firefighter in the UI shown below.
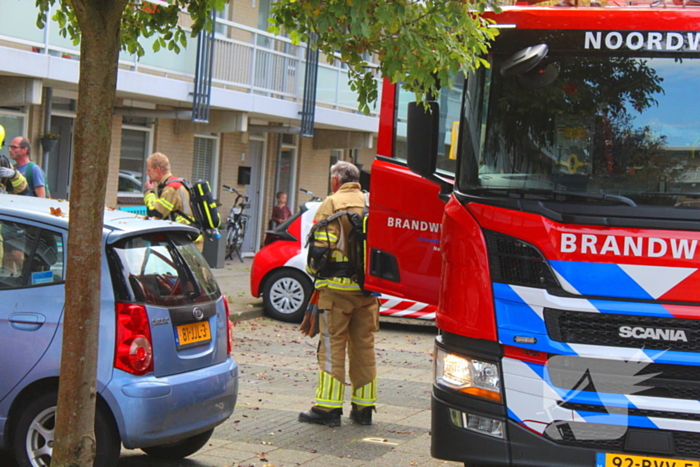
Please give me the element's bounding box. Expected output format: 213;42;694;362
143;152;203;251
0;125;29;195
298;160;379;426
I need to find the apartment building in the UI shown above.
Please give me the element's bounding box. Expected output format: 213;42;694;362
0;0;379;261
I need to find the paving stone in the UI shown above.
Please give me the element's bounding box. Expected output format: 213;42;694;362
113;258;460;467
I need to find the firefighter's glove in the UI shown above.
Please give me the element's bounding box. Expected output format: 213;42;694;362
0;167;15;178
307;245;331;277
299;290;321;337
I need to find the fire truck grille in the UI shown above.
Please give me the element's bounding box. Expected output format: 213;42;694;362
484;230;559;288
543;422;700;458
547;355;700;400
559;402;700;422
545;309;700;353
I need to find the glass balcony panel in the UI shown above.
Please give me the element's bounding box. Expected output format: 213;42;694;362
1;0;44;43
136;35;197;75
316;66;340;104
47;21;80;54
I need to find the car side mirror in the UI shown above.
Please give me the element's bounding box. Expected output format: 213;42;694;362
407;101;440;181
501;43;548;77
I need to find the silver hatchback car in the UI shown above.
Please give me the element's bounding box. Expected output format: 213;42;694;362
0;195;238;467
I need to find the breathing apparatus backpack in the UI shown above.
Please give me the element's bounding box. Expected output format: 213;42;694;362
163;177;222;240
306;210;368;289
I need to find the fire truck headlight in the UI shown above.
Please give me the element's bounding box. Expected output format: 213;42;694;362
435;348;502;402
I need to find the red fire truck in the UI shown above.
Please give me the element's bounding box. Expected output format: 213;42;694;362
367;3;700;466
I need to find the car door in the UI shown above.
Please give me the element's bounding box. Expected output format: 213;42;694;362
365;157;446;306
0;218;65;402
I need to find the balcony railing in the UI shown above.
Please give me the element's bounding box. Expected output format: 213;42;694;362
0;0;376;116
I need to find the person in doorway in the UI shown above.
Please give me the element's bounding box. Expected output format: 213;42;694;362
0;126;29;195
8;137;47;198
298;161;379;427
270;191;292;228
143;152;204;252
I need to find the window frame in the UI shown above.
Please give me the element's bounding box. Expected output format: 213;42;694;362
0;215;65;290
192;133;221;198
0;107;29;148
118;123;154;196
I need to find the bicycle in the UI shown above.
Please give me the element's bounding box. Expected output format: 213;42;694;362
299;188;323;202
222;185;250;262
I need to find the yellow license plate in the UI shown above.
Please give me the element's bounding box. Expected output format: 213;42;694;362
175;321;211;348
597;452;699;467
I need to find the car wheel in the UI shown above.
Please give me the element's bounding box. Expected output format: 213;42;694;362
262;269;312;323
141;428;214;460
13;391;120;467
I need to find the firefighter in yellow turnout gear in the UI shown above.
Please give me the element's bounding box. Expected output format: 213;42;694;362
143;152;204;251
299;161;379;427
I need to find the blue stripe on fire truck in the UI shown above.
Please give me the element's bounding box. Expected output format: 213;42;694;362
495;281;700;436
549;260;654;300
494;283;700;366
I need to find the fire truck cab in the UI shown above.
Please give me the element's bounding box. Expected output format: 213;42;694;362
367;4;700;466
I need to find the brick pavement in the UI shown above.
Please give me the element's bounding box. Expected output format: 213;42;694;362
117;258;460;467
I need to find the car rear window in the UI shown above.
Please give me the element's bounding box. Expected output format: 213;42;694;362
108;232;220;306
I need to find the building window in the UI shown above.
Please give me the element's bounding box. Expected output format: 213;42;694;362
0;108;27;149
214;3;230;37
257;0;271;31
192;135;219;192
118;122;152;205
328;150;341;193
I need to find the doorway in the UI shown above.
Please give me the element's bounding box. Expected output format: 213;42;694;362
275;134;297;208
242;138;265;254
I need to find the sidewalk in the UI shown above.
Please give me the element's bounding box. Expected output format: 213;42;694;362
211;257;265;321
116;256;460;467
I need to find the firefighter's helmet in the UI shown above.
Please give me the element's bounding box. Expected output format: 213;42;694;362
0;124;5;148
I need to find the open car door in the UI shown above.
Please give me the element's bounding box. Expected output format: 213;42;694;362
365;157;446;306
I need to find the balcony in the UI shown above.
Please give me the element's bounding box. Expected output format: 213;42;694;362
0;0;378;130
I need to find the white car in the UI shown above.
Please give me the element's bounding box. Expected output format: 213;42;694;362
250;201;437;322
117;171;144;205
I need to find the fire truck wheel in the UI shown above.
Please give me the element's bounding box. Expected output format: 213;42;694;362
262;268;312;323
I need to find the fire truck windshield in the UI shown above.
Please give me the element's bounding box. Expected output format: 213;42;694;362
458;50;700;207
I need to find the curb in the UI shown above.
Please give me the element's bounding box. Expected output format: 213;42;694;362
229;306;264;322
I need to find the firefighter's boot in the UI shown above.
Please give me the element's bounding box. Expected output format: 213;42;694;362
298;406;342;426
350;403;376;425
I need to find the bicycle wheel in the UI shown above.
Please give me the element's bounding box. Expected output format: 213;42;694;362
225;223;238;260
235;217;248;250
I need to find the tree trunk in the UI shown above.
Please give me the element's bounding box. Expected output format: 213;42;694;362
52;0;128;465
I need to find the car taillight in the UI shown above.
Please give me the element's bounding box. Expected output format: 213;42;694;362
223;296;233;354
115;302;153;375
